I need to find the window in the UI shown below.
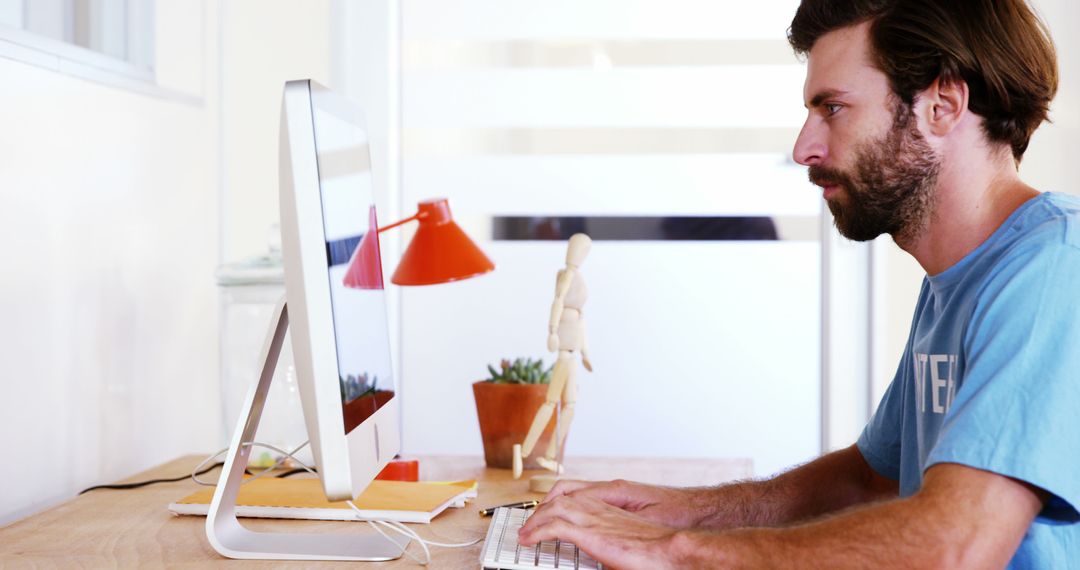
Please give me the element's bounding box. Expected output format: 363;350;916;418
0;0;154;77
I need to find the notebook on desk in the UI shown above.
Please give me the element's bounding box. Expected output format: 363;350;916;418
169;477;477;524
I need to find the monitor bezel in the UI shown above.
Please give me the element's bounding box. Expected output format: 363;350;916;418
278;79;400;501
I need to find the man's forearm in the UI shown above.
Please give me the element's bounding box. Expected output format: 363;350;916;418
677;496;945;568
694;445;896;529
675;473;1033;569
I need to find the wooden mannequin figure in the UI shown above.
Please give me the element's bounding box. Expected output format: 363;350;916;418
513;233;593;486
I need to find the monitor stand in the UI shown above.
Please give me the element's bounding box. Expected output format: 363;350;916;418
205;299;408;561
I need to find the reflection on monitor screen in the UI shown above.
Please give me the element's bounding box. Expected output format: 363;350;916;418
311;101;395;435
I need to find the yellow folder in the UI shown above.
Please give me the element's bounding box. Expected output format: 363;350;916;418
169;477;477;524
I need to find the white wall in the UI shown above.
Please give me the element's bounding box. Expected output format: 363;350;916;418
0;1;219;525
219;0;333;263
1023;0;1080;204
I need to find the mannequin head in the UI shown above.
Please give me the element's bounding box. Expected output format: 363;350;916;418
566;233;592;267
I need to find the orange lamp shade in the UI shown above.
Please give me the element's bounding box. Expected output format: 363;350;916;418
389;199;495;286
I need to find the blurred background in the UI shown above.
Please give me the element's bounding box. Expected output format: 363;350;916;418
1;0;1077;525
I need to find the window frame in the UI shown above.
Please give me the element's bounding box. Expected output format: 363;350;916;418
0;1;198;105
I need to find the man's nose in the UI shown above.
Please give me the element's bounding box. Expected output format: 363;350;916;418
793;119;825;166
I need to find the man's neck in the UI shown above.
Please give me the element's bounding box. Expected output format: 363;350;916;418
899;149;1039;276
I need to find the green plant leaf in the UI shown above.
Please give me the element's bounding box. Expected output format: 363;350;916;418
485;357;556;384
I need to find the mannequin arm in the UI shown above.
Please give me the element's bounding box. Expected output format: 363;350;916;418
580;317;593;372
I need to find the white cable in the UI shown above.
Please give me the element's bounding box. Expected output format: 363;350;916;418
240;441;313;483
346;501;483;566
365;518;431;565
190;447;230;485
384;519;482;548
190;440;313;486
372;519;431;565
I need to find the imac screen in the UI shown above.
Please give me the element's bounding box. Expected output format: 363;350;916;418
310;92;395;434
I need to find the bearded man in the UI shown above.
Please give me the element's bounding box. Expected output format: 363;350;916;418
518;0;1080;567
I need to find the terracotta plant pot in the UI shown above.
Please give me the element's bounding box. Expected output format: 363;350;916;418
472;381;560;469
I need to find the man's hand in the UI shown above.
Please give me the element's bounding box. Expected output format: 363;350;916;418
518;493;687;570
537;479;708;528
547;333;560;352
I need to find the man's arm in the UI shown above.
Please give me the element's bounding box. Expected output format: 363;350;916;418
539;445;897;530
697;444;897;528
520;463;1047;569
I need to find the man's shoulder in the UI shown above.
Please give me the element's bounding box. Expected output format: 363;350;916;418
962;193;1080;307
1010;192;1080;252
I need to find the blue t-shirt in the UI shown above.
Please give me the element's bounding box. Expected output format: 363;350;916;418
857;192;1080;568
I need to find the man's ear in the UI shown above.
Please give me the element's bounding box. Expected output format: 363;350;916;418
922;76;969;137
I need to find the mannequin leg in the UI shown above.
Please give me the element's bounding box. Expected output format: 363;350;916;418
541;364;578;464
519;353;570;458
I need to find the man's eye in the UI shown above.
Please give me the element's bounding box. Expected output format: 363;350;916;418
825;103;842;116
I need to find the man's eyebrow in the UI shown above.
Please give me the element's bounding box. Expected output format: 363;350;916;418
807;89;849;108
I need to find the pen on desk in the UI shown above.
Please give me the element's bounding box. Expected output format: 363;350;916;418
478;499;540;517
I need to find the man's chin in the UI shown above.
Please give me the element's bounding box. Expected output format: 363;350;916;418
835;224;885;242
833;216;888;241
829;202;887;242
825;197;847;225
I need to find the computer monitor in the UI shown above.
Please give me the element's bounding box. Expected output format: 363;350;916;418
206;79;405;561
279;79;400;502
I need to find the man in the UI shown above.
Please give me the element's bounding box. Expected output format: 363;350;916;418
519;0;1080;567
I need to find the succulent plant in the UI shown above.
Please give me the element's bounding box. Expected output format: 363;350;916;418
485;357;552;385
340;372;378;402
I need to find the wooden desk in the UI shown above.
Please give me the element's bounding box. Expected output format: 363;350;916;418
0;455;750;567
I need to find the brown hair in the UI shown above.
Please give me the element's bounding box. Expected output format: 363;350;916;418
788;0;1058;162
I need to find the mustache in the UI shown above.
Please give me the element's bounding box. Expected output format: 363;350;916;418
808;165;851;188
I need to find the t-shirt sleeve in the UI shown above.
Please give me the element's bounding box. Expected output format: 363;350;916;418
926;239;1080;522
857;355;908;481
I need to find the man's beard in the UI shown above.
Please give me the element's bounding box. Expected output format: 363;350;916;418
809;103;941;245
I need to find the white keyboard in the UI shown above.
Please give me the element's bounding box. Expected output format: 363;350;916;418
479;507;602;570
